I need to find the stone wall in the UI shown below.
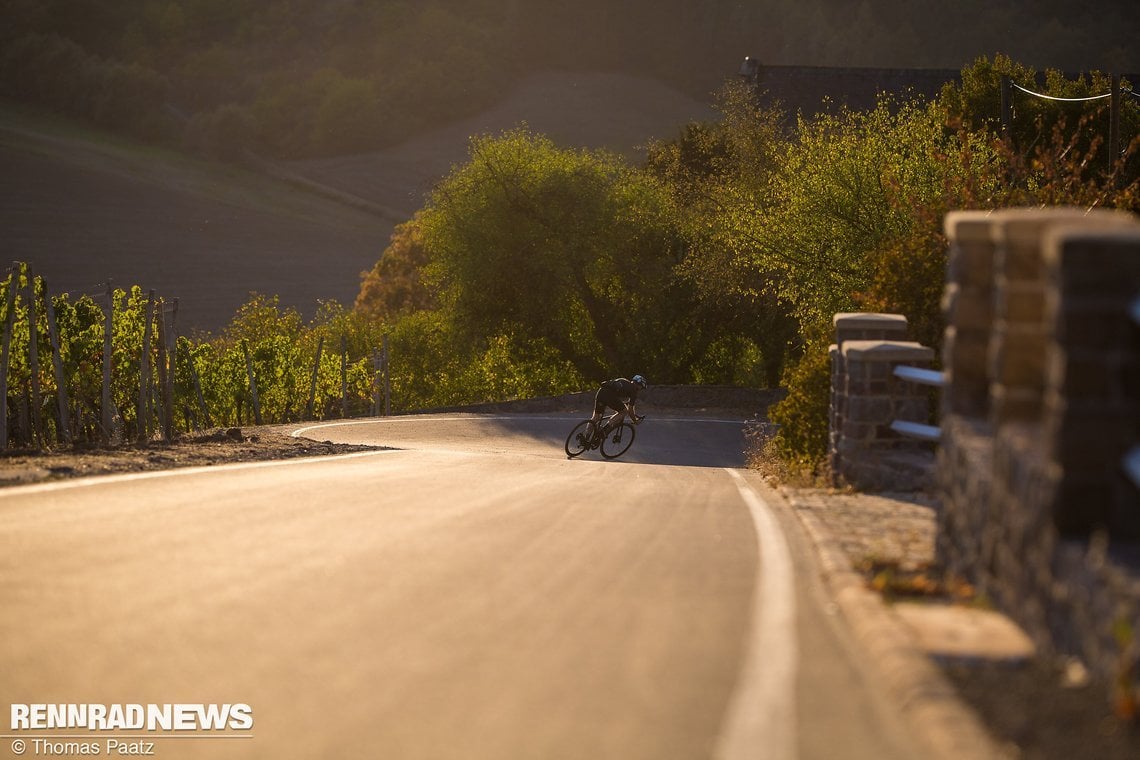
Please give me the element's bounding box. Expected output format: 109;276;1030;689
934;207;1140;690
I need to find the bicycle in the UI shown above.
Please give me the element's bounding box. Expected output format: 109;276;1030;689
564;410;641;459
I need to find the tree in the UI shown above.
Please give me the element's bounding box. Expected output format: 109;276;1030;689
355;214;436;321
645;82;798;386
418;128;692;381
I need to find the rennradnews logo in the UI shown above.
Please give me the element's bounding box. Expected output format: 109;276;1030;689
7;704;253;756
10;704;254;732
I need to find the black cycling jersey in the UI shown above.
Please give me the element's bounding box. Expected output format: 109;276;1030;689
601;378;640;402
594;378;640;415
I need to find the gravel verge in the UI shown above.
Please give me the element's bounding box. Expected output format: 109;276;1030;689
0;427;381;487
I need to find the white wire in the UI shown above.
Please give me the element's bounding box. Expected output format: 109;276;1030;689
1010;81;1114;102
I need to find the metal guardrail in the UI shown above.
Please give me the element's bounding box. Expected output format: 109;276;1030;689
1126;447;1140;491
1127;295;1140;490
892;365;946;387
889;365;946;443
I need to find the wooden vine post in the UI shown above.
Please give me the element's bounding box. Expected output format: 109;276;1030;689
241;340;263;425
154;298;168;440
42;279;71;444
138;290;155;442
383;334;390;417
306;335;323;420
187;348;212;430
101;281;113;443
340;335;348;419
0;269;17;450
161;299;177;441
25;266;43;448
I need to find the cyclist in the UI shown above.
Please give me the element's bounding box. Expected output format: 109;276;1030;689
587;375;647;442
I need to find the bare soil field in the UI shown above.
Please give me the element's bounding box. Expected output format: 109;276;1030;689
0;107;394;333
1;73;712;333
0;427;382;487
288;71;716;220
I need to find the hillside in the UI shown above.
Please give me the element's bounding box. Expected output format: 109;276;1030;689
289;71;717;216
0;102;392;332
0;72;714;330
2;1;1132;161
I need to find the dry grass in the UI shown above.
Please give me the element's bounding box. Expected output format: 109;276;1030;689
743;419;833;488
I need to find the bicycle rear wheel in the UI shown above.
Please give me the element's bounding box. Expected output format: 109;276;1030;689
565;420;592;458
600;422;635;459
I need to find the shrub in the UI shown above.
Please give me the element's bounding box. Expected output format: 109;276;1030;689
767;342;832;471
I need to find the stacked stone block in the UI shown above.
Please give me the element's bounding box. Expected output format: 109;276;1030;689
936;212;999;583
1042;224;1140;539
934;414;994;586
828;313;935;491
987;208;1131;426
829;312;909;479
941;211;998;419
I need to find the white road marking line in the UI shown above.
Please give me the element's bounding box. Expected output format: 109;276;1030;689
715;468;799;760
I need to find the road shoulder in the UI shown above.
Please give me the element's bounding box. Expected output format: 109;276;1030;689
739;475;1011;760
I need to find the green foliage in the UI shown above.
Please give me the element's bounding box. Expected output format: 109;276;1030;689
767;340;832;470
413;125;795;387
0;275;399;446
384;311;583;411
758;62;1138;467
420;128;689;381
754;97;969;329
942;56;1140;184
646;82;798;386
689;335;767;387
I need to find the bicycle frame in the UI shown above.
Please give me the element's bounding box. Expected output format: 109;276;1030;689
594;409;626;437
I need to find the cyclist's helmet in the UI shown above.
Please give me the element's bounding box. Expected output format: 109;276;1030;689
632;374;648;390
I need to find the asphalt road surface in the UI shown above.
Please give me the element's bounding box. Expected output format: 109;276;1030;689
0;414;922;759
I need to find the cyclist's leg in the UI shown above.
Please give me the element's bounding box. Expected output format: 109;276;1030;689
590;388;621;431
589;389;606;424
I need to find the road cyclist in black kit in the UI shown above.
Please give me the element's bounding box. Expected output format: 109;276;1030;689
564;375;647;459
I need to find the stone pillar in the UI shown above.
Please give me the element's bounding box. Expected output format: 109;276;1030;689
832;312;909;344
942;211;997;419
829;313;909;479
938;212;999;583
1042;223;1140;538
987;208;1135;426
835;340;935;491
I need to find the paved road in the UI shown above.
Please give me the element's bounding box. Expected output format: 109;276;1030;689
0;414;921;759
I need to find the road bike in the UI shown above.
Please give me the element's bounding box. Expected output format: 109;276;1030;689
564;410;641;459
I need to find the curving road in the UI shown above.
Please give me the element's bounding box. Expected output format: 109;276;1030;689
0;414;921;759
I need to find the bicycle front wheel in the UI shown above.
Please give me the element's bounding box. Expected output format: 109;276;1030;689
600;422;635;459
565;420;591;458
